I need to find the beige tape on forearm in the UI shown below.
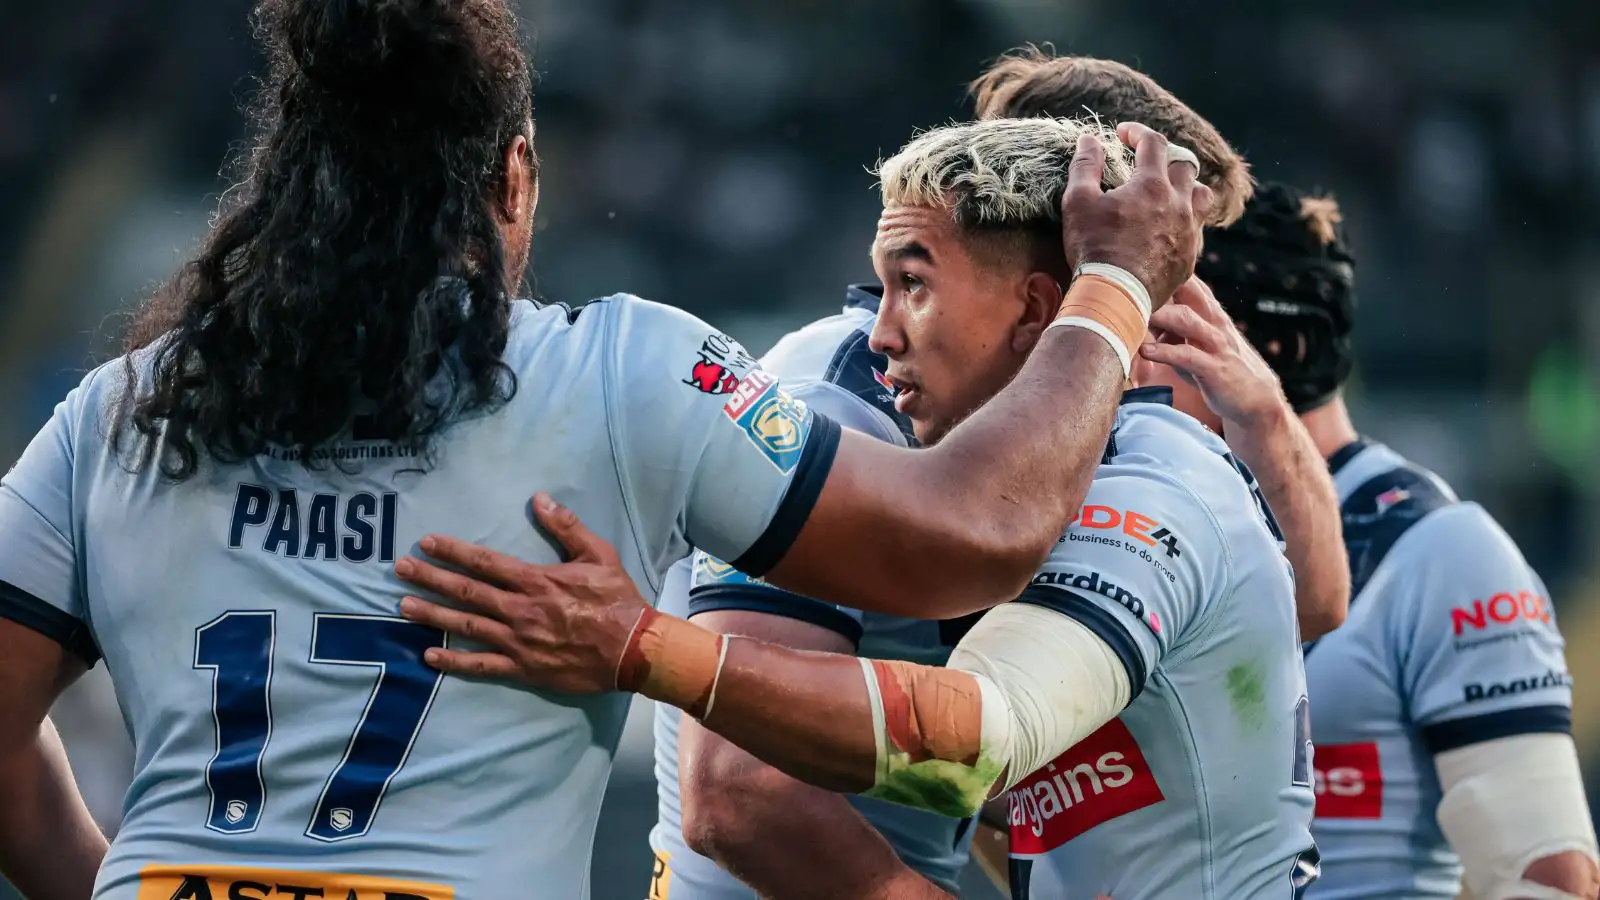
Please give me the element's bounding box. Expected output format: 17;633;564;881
857;656;1008;819
1436;733;1599;900
856;604;1133;818
1045;271;1151;377
614;606;726;719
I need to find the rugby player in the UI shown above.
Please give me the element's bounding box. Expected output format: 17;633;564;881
642;56;1348;900
0;4;1212;900
1194;184;1599;900
970;46;1351;642
960;48;1356;890
399;117;1319;899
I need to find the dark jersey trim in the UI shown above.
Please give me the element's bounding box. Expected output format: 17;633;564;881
1421;704;1571;755
822;323;915;444
843;283;883;313
1120;385;1173;407
1326;437;1372;477
1306;459;1457;657
1008;857;1032;900
0;579;100;666
730;412;841;577
1014;585;1148;702
687;583;864;647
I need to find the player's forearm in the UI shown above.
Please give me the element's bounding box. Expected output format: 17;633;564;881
1225;401;1349;639
774;328;1123;619
681;733;941;900
0;719;106;900
905;327;1124;611
683;637;882;793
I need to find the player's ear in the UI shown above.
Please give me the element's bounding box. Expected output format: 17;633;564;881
500;131;535;224
1012;270;1062;353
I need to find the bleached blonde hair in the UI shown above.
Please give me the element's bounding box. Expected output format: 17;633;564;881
877;116;1134;231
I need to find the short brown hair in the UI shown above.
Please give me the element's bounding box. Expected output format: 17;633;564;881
970;47;1252;226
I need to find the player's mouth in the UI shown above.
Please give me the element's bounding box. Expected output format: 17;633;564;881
885;373;922;416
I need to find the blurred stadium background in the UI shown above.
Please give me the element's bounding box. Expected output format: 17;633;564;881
4;0;1600;897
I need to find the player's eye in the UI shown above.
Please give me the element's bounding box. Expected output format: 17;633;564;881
900;272;924;294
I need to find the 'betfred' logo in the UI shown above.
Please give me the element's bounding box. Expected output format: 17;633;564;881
1070;505;1182;558
1450;591;1551;637
1007;719;1164;855
723;369;776;419
1313;742;1382;819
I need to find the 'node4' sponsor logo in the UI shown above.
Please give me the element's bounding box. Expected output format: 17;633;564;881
1008;719;1164;854
1450;591;1551;636
1312;741;1382;819
1463;669;1571;703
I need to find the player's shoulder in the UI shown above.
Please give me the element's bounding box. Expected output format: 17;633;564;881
1333;441;1470;597
1390;500;1539;595
1335;441;1459;530
761;308;876;382
45;355;140;458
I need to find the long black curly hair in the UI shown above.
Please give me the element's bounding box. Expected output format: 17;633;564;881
117;0;534;479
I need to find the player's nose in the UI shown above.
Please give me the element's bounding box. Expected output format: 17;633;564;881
868;313;905;358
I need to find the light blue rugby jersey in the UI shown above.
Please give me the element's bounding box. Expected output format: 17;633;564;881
1005;394;1318;900
649;285;981;898
0;295;844;900
1303;440;1574;899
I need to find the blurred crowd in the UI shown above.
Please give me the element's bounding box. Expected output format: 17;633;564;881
4;0;1600;895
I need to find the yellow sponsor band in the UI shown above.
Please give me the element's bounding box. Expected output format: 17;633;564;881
137;864;453;900
647;849;672;900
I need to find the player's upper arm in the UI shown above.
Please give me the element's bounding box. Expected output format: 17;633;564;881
679;380;906;646
686;550;865;650
1010;466;1228;699
1394;504;1572;754
0;369;102;667
605;297;843;586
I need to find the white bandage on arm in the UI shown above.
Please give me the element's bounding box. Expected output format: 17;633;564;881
1435;733;1599;900
948;603;1132;792
857;602;1132;817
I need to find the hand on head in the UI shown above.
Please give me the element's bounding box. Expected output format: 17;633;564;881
1060;122;1213;310
1139;276;1287;428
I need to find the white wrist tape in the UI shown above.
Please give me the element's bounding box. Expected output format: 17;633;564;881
1435;733;1599;900
1048;316;1133;376
1042;263;1154;378
1075;262;1154;319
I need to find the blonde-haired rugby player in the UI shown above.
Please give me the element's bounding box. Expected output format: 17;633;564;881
397;116;1320;900
641;86;1339;900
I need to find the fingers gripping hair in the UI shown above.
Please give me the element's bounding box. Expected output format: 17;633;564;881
876;116;1133;230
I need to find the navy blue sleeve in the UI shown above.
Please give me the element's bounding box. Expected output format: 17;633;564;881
684;551;863;647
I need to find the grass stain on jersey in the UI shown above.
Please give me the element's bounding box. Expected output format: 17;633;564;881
1226;662;1268;732
865;756;1004;819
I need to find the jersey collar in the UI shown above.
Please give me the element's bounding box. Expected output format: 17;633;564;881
1120;386;1174;406
844;283;883;313
1327;437;1373;475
